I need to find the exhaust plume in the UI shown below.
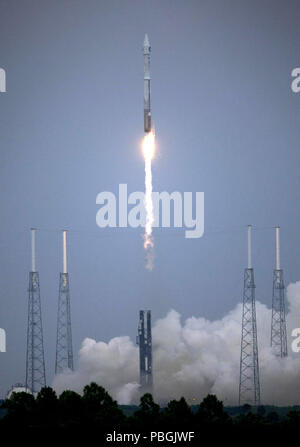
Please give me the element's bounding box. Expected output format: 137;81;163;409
142;131;155;270
53;281;300;406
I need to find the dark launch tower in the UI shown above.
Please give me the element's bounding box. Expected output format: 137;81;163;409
26;229;46;393
271;226;288;357
137;310;152;392
55;230;73;373
239;225;260;406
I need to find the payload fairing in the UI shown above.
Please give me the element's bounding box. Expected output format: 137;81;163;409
143;34;152;133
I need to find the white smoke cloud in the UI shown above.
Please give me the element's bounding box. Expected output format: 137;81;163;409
53;336;140;404
53;282;300;406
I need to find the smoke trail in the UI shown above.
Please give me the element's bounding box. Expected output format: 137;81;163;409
142;131;155;270
53;281;300;406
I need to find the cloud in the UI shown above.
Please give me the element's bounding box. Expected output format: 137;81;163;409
53;282;300;405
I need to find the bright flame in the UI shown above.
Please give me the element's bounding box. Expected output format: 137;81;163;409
143;131;155;270
142;130;155;159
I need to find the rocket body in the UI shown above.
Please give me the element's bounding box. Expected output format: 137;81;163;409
143;34;152;133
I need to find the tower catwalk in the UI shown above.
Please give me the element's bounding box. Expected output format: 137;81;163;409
271;226;288;357
239;225;260;406
26;229;46;393
137;310;152;393
55;230;73;374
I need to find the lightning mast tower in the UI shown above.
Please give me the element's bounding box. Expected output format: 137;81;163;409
271;226;288;357
26;228;46;393
239;225;260;406
137;310;152;393
55;230;73;373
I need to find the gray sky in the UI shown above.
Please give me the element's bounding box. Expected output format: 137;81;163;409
0;0;300;397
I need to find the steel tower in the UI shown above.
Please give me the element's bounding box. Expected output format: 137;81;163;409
26;229;46;393
239;225;260;406
55;230;73;373
137;310;152;393
271;226;288;357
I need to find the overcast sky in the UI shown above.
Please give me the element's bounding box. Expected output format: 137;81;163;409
0;0;300;397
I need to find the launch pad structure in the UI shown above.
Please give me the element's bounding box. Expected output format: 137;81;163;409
239;225;260;406
55;230;74;374
271;226;288;357
137;310;153;394
26;229;46;394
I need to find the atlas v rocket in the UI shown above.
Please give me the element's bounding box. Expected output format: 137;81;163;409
143;34;152;133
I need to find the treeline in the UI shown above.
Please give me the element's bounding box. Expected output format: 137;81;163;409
0;383;299;441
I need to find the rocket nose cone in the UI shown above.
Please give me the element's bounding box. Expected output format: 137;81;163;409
144;33;150;47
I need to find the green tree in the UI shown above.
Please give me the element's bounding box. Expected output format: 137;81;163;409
59;390;84;426
133;393;161;429
3;391;35;426
235;411;264;427
257;405;266;417
82;382;124;427
36;387;59;425
266;411;279;424
197;394;230;425
285;410;300;427
138;393;160;416
164;397;192;427
241;403;252;414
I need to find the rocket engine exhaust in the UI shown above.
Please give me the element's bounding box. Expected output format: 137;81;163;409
143;130;155;270
142;34;155;270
